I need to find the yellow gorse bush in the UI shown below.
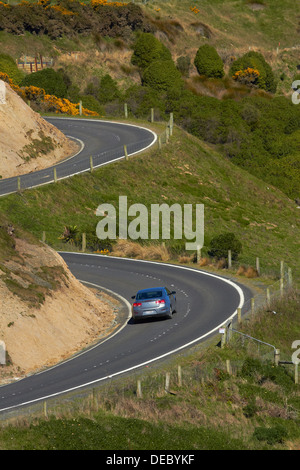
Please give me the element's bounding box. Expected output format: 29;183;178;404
233;67;260;80
190;6;200;14
0;72;98;116
91;0;128;7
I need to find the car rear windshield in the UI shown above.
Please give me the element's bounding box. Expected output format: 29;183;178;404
137;290;163;300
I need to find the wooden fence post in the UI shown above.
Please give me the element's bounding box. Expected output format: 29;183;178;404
82;233;86;252
256;257;260;276
266;288;271;308
137;380;142;398
274;349;280;366
158;136;162;150
228;250;232;269
169;112;173;136
178;365;182;387
237;307;242;324
165;372;170;392
124;145;128;161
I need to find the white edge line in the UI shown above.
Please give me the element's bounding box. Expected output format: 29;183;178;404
0;253;244;413
0;118;157;197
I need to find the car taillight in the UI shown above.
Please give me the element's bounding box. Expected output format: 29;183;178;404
133;302;142;307
156;299;165;304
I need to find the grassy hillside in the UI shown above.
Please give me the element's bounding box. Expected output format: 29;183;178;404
0;122;299;280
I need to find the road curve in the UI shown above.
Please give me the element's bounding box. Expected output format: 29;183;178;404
0;118;253;414
0;117;156;197
0;253;252;414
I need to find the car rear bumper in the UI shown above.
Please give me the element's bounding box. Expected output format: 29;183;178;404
132;308;169;320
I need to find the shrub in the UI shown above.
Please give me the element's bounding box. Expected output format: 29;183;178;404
142;60;183;92
97;74;120;104
21;68;68;98
230;51;277;93
253;425;288;445
80;95;104;115
131;32;172;70
0;53;25;85
176;55;191;77
194;45;224;78
208;232;242;260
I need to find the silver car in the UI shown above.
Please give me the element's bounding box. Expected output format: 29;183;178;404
131;287;176;322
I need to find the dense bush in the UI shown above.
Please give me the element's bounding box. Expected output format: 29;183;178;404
131;32;172;70
0;53;24;85
194;45;224;78
253;425;288;445
230;51;277;93
97;74;120;104
176;55;191;77
80;95;104;115
208;232;242;260
0;0;152;39
20;68;68;98
142;60;183;92
124;84;166;119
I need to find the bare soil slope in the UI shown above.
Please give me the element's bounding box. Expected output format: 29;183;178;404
0;224;118;383
0;80;78;179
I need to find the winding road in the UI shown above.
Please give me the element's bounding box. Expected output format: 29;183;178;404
0;118;252;414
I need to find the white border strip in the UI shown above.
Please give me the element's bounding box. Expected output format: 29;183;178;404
0;253;244;413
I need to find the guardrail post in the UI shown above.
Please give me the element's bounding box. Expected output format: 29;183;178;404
90;156;94;173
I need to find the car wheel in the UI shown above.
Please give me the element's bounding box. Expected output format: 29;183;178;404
166;306;173;319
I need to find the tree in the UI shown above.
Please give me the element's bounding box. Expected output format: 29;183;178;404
194;45;224;78
21;68;68;98
230;51;277;93
97;74;120;104
142;60;183;92
131;32;172;70
208;232;242;260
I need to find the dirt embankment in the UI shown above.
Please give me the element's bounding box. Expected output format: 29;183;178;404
0;226;119;384
0;80;79;179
